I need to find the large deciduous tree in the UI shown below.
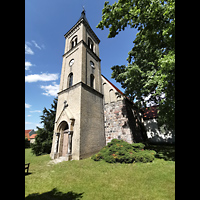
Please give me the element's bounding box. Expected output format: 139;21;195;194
97;0;175;131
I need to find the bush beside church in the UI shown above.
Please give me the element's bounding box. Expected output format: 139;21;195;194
91;139;156;163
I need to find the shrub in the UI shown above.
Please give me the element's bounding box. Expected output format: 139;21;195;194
25;137;30;148
91;153;102;161
132;143;145;150
91;139;156;164
133;151;155;163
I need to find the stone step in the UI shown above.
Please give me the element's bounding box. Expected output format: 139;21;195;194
47;155;72;165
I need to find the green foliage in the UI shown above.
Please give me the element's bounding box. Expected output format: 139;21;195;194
91;139;156;163
97;0;175;131
31;98;57;156
132;142;145;150
134;151;155;163
25;137;30;148
31;127;53;156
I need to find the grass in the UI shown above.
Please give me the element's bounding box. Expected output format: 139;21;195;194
25;148;175;200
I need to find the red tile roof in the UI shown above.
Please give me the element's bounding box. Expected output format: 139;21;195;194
25;129;33;141
30;134;37;139
143;106;158;119
101;74;136;105
101;74;124;96
101;74;159;119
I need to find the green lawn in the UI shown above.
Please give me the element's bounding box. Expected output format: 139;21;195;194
25;148;175;200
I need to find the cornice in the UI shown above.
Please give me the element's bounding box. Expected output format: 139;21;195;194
57;81;103;98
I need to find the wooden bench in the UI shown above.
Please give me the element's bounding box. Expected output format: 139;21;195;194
25;163;30;173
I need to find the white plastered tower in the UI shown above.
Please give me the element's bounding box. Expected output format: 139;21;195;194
50;10;106;160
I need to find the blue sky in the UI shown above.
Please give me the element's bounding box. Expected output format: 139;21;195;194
25;0;137;130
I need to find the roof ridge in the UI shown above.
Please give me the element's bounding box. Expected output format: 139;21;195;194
101;74;124;96
101;74;136;105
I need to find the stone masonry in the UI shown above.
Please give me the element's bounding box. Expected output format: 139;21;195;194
104;100;134;144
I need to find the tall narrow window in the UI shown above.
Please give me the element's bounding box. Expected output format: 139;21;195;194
88;38;94;52
68;73;73;88
109;89;115;103
90;74;95;88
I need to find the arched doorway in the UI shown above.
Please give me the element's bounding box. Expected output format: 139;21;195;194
58;121;69;157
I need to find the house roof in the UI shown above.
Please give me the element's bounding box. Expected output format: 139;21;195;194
101;74;124;96
64;10;100;44
101;74;159;120
25;129;33;141
30;134;37;139
143;106;158;120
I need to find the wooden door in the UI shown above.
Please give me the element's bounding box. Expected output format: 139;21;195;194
62;133;68;156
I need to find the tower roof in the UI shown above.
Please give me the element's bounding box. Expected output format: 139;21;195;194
78;9;89;25
64;10;100;44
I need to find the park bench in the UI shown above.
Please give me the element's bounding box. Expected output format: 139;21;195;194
25;163;30;173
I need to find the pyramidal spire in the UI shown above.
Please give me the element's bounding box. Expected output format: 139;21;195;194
82;5;85;13
79;6;89;25
81;6;86;18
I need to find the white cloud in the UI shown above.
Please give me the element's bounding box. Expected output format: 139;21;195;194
27;115;32;117
32;40;42;50
25;43;34;55
25;122;33;125
25;103;32;108
40;82;59;97
25;73;59;83
25;40;44;55
30;110;42;113
25;61;34;70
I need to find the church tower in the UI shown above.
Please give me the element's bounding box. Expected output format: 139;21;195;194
50;10;106;161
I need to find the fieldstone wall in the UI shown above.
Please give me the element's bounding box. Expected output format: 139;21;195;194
104;99;133;144
104;99;145;145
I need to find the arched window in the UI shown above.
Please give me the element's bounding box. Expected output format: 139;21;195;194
68;73;73;88
109;89;115;103
88;38;94;52
90;74;95;88
71;36;78;49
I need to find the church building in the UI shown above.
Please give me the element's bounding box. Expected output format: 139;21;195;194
50;10;169;161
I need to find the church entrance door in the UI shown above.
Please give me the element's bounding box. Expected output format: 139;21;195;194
62;131;69;156
58;121;69;157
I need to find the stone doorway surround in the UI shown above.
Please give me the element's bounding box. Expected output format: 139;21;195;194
50;100;75;161
55;120;74;161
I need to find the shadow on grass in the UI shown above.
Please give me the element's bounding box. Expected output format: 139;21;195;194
25;188;84;200
145;144;175;161
25;172;32;176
